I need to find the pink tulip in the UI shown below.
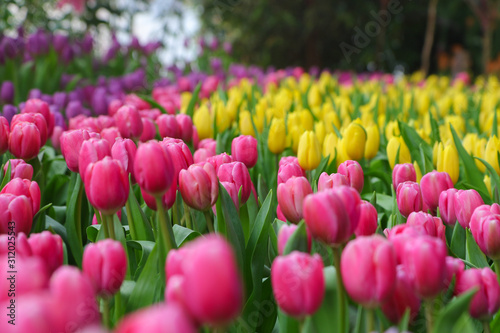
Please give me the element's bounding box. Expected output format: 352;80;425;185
0;232;32;257
207;153;233;172
317;172;348;192
401;236;447;299
83;239;127;297
114;105;143;140
271;251;325;317
0;194;33;235
217;162;252;205
100;126;122;147
438;188;459;226
470;204;500;234
0;293;53;333
444;256;464;290
28;231;63;275
51;125;64;150
277;224;312;255
455;189;484;229
277;176;312;223
78;138;111;181
0;255;48;301
1;178;41;216
277;162;306;185
134;141;175;196
276;204;286;222
455;268;500;319
420;171;454;213
179;163;218;211
384;224;427;264
198;138;217;153
165;235;243;325
141;184;177;211
0;116;9;155
341;235;397;307
11;113;48;146
157;114;181;139
8;122;42;160
22;98;55;136
176;114;194;143
139;117;157;142
111;137;137;181
220;181;239;209
470;213;500;260
60;129;93;172
406;211;446;243
192;126;199;149
231;135;258;169
3;159;33;181
392;163;417;191
194;148;215;163
381;265;420;324
337;160;364;193
355;200;378;236
396;181;422;217
84;157;129;215
160;138;194;182
279;156;300;167
108;99;124;116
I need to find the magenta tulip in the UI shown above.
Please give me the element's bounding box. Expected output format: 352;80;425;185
3;159;33;180
470;204;500;235
0;232;32;257
8;122;42;160
470;213;500;260
179;162;218;211
337;160;364;193
396;181;423;217
139;117;157;142
28;231;63;275
78;138;111;181
22;98;55;137
157;114;181;139
0;255;48;301
217;162;252;205
176;114;194;143
60;129;93;172
141;183;177;211
406;211;446;243
392;163;417;191
277;161;306;185
277;176;312;223
160;138;194;182
444;256;465;290
384;224;427;264
111;137;137;181
114;105;143;140
207;153;233;172
1;178;40;216
11;113;48;146
317;172;348;192
0;194;33;234
455;189;484;229
134;141;175;196
438;188;459;226
0;116;9;155
100;126;122;147
355;200;378;236
420;171;454;213
277;224;312;255
455;268;500;319
231;135;258;169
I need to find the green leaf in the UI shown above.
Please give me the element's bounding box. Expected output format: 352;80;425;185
185;83;201;118
278;309;300;333
466;229;489;268
43;174;70;206
282;221;309;255
172;224;201;246
45;216;68;244
65;174;85;267
127;240;155;279
450;223;466;259
0;161;11;190
86;225;102;243
432;288;478;333
136;94;168;114
125;185;155;241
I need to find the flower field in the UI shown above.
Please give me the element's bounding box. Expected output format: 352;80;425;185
3;30;500;333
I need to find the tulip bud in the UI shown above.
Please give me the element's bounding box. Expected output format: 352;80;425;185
78;138;111;182
0;255;48;301
297;131;321;170
139;117;157;142
141;182;177;211
60;129;92;172
402;236;447;299
455;189;484;229
317;172;348;191
470;213;500;260
396;181;423;217
271;251;325;317
179;163;218;211
337;160;364;193
420;170;454;213
277;176;312;223
111;138;137;182
485;136;500;175
22;99;55;136
355;200;378;236
322;132;338;164
343;122;366;161
231;135;258;169
84;157;129;215
384;224;427;264
406;211;446;243
165;235;243;325
364;124;380;160
160;138;194;182
27;231;63;275
157;114;181;139
444;256;464;289
436;141;460;184
134;141;175;196
114;105;143;140
268;118;286;154
8;122;42;160
11;112;48;145
217;162;252;205
0;232;32;257
0;116;9;155
199;138;217;153
115;304;197;333
387;137;411;169
392;163;416;191
303;186;361;245
100;127;121;147
438;188;458;226
1;178;40;216
341;235;397;307
277;224;312;255
455;268;500;319
220;181;239;209
83;239;127;297
381;265;421;324
278;161;306;185
3;159;33;180
176;114;194;143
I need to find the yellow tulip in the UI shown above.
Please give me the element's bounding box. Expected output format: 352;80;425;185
314;122;326;150
385;120;400;140
364;124;380;160
193;105;213;140
387;137;411;169
268;118;286;154
323;133;338;164
308;85;322;108
484;135;500;175
414;161;422;183
239;111;255;137
297;131;321;170
287;125;303;154
343;122;367;161
484;174;493;197
436;141;460;184
323;112;341;134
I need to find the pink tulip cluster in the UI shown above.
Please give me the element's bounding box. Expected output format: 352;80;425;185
0;178;41;234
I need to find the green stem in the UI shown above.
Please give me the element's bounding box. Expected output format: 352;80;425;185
425;298;434;333
102;297;110;328
204;210;215;233
483;321;492;333
101;212;110;239
125;201;137;240
114;290;123;323
94;208;103;226
332;246;346;333
172;199;180;225
183;201;193;230
105;214;116;240
156;196;177;253
494;260;500;284
366;308;375;333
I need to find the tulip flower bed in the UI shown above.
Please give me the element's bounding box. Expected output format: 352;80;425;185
2;68;500;333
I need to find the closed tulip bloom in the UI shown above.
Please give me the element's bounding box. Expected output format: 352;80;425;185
115;304;197;333
407;211;446;243
60;129;92;172
194;148;215;164
165;235;243;325
355;200;378;236
337;160;364;193
51;125;64;150
343;122;367;161
22;98;55;137
206;153;233;172
277;224;312;255
436;141;460;184
179;163;218;211
470;204;500;233
0;255;48;301
381;265;421;324
396;181;423;217
83;239;127;297
193;105;213;140
8;122;42;160
485;136;500;175
217;162;252;205
318;172;348;192
278;161;306;185
176;114;194;143
114;105;143;140
455;268;500;320
111;138;137;181
28;231;63;275
402;236;447;299
84;157;129;215
157;114;181;139
277;204;287;222
280;156;300;167
470;213;500;260
199;138;217;153
220;181;239;209
160;139;194;182
444;256;465;289
455;189;484;229
100;127;122;146
141;183;177;211
392;163;417;191
387;137;411;169
420;171;454;214
140;117;157;142
0;194;33;234
341;235;397;307
322;132;338;164
78;138;111;181
268;118;286;154
384;224;427;264
11;113;48;145
271;251;325;317
277;176;312;223
134;141;175;196
297;131;321;170
3;159;33;180
303;186;360;245
0;232;32;257
1;178;40;216
0;116;9;155
364;124;380;160
438;188;459;226
231;135;258;169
